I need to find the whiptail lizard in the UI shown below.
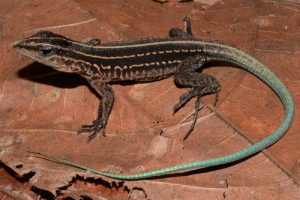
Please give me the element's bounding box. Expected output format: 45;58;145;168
13;17;294;180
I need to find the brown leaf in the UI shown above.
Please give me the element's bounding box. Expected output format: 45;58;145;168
1;0;299;199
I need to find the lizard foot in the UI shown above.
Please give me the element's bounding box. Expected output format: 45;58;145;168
183;92;203;140
173;88;199;114
169;16;194;39
78;119;106;142
173;87;204;140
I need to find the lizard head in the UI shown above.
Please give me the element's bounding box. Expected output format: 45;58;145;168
13;31;81;73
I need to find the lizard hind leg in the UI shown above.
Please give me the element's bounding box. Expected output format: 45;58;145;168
183;16;193;35
174;55;221;140
169;17;195;39
181;82;220;140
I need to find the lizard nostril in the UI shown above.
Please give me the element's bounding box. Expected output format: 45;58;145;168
12;41;24;48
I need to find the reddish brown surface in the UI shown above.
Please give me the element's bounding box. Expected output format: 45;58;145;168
0;0;300;199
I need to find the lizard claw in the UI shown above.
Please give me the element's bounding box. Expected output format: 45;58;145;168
78;119;106;141
87;128;106;142
173;89;197;115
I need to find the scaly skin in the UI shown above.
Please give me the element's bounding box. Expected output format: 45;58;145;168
27;42;294;180
14;18;294;180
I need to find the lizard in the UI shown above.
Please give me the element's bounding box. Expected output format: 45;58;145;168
13;17;294;180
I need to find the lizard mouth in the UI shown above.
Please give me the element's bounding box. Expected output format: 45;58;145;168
13;44;40;61
13;40;37;58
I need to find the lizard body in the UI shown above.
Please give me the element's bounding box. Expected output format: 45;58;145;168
13;18;294;180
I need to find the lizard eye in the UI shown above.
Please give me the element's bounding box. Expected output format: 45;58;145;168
38;46;55;56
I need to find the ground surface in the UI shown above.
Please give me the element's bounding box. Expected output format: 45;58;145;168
0;0;300;199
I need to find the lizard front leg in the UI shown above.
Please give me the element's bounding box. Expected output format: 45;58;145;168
78;79;114;141
174;54;221;140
